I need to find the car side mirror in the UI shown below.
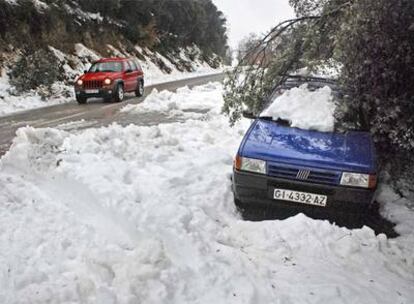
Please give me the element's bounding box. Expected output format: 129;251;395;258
84;70;88;74
242;111;256;119
125;69;133;74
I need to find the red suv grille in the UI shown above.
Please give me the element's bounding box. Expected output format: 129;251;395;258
83;80;103;89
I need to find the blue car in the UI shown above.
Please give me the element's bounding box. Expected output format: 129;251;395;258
232;78;378;215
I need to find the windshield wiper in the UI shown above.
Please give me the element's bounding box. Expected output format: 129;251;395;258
259;116;291;126
259;116;273;121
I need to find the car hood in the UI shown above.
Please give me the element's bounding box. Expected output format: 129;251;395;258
81;72;123;81
240;119;376;173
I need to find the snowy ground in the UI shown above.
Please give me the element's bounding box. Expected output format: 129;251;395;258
1;83;414;303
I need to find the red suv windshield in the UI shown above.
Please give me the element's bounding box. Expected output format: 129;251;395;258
89;61;123;73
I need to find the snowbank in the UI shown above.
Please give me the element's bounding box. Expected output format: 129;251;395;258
260;84;336;132
121;83;221;115
1;83;413;303
136;46;222;86
0;69;72;116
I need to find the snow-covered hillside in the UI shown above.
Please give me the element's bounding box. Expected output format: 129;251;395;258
1;83;413;303
0;44;222;116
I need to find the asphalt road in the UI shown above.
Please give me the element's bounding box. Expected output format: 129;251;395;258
0;73;224;156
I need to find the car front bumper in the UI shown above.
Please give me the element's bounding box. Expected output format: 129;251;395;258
232;169;376;214
74;87;115;99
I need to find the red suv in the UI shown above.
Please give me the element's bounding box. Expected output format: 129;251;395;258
74;58;144;104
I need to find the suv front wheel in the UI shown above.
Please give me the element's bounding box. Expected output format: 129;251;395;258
76;96;87;104
135;80;144;97
114;83;124;102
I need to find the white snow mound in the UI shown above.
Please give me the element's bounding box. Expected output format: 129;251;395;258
260;84;336;132
121;82;221;115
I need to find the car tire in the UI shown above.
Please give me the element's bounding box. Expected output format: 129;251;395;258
76;96;87;104
234;198;250;212
114;83;124;102
135;80;144;97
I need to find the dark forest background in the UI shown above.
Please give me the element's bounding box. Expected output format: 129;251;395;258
0;0;229;63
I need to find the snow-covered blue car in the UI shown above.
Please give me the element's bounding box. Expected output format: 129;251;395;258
232;78;378;215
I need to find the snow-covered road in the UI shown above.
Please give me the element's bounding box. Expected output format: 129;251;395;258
1;83;414;303
0;73;224;156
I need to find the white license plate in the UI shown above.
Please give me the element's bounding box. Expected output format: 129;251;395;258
85;89;99;94
274;188;327;207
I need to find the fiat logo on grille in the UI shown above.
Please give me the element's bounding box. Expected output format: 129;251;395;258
296;170;310;180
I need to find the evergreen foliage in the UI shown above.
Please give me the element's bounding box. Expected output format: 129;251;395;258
336;0;414;156
10;48;62;93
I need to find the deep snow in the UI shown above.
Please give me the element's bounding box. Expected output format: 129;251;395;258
0;83;414;303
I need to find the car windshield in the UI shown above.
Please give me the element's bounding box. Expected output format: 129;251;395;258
260;76;362;133
89;61;123;73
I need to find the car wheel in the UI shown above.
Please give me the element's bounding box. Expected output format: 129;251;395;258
114;83;124;102
135;80;144;97
234;198;250;212
76;96;87;104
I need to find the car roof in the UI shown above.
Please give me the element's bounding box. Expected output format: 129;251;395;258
95;57;133;63
265;75;342;106
276;75;339;91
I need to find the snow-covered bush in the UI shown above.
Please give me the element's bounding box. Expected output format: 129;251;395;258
9;49;62;95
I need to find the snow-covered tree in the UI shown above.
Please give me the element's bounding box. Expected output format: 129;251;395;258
224;0;414;161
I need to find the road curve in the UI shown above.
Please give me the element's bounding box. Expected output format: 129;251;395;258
0;73;224;156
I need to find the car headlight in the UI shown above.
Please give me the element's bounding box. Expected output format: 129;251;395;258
340;172;377;189
104;78;112;85
235;156;266;174
76;79;83;86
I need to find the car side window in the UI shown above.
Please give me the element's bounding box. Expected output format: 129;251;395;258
129;60;138;71
124;61;132;72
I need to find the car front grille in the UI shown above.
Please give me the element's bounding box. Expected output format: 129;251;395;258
267;163;341;186
83;80;103;89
